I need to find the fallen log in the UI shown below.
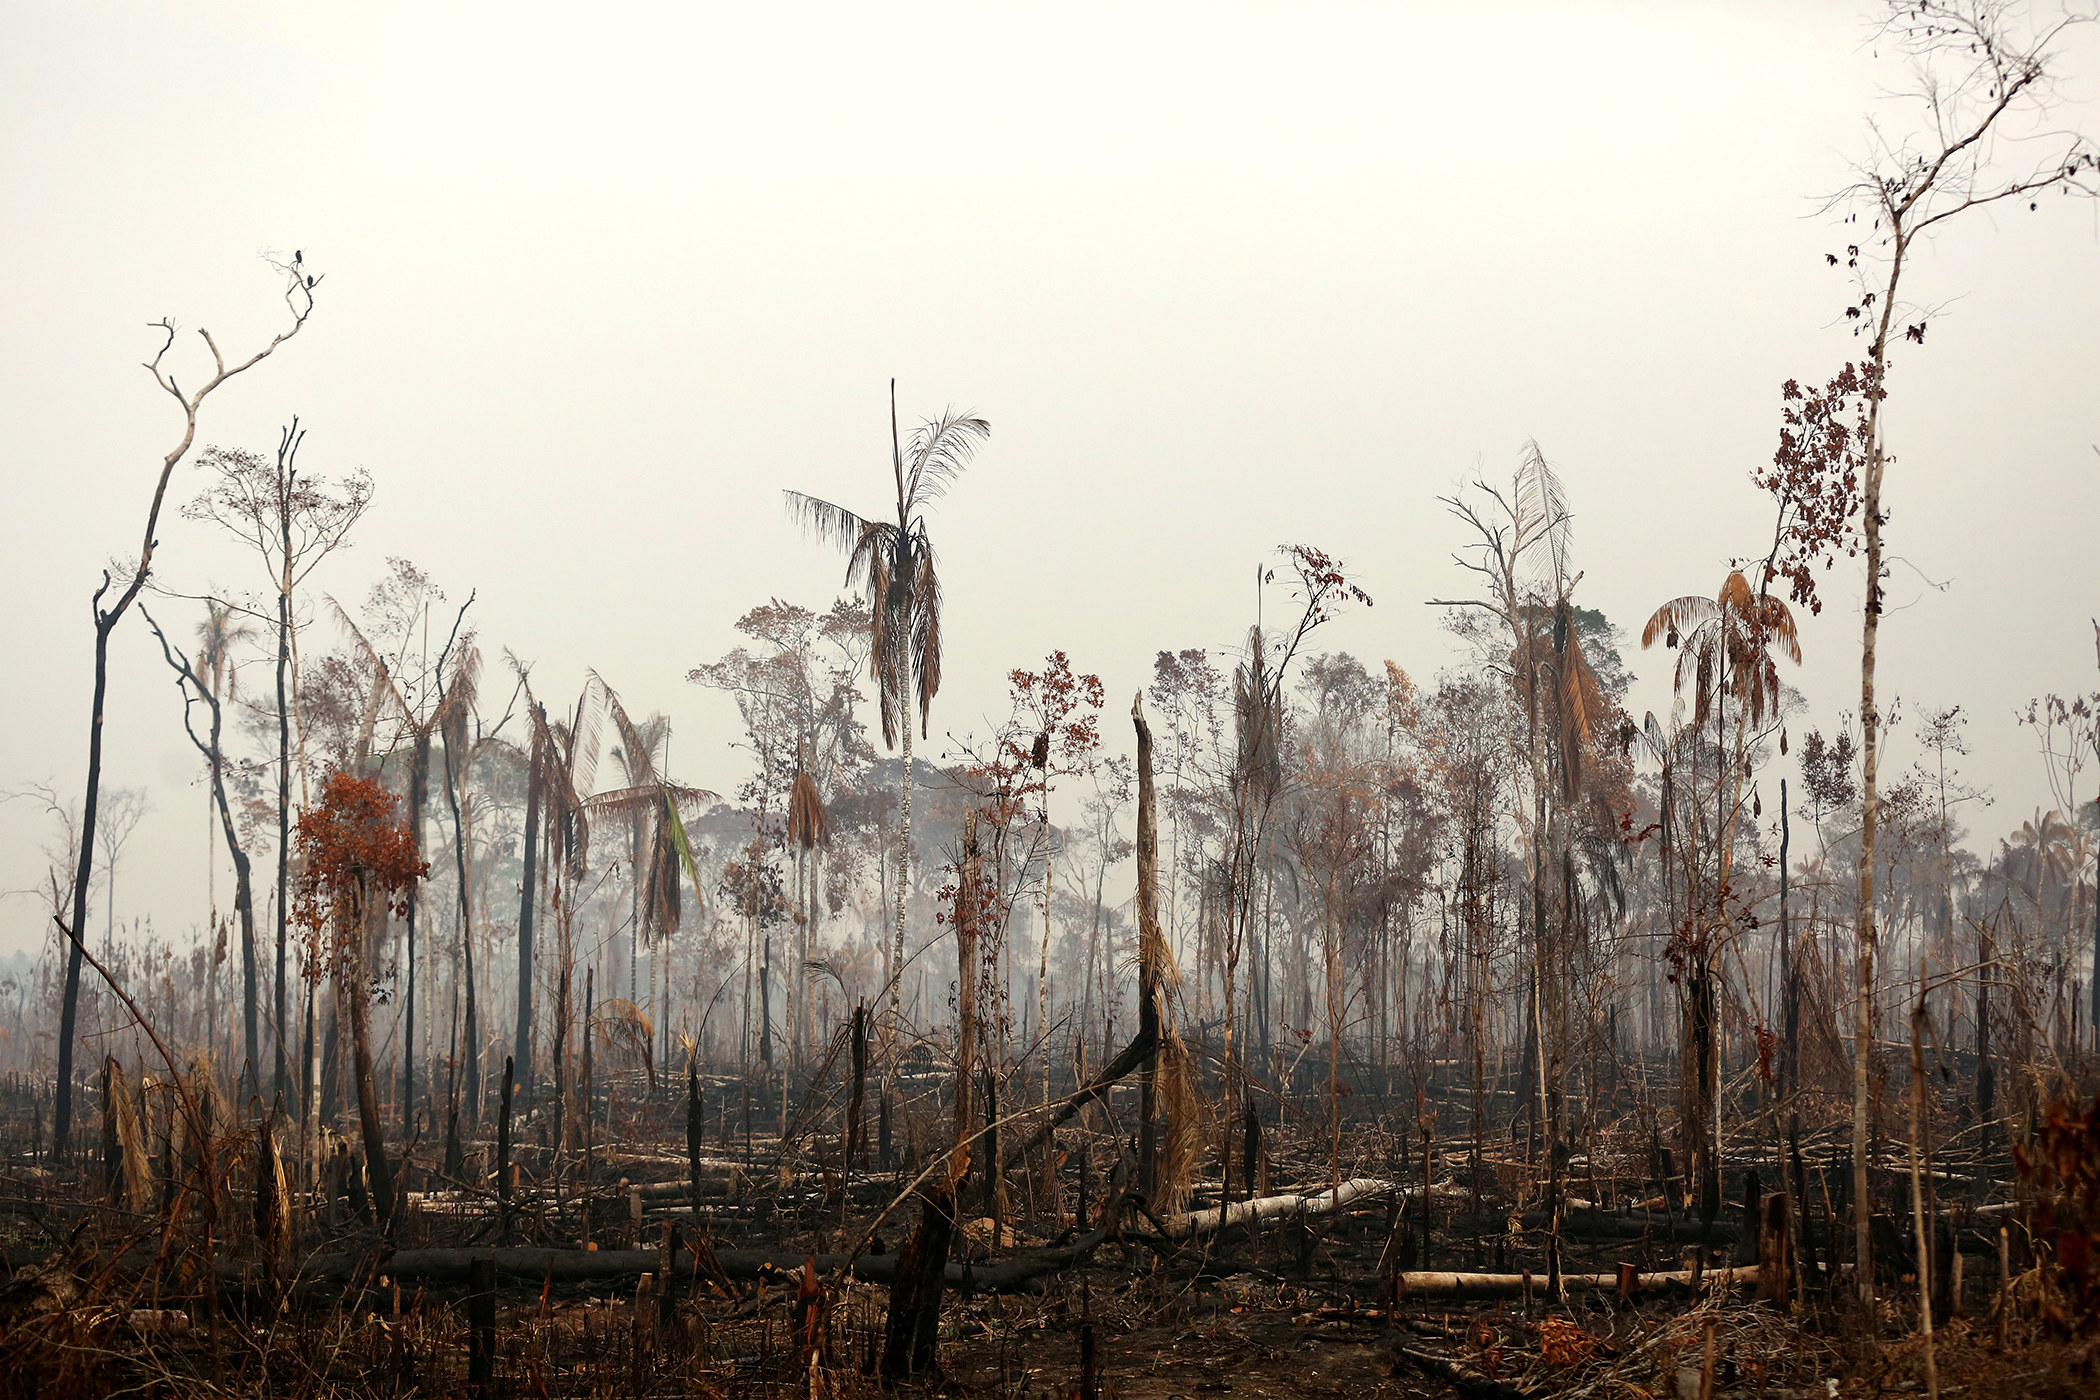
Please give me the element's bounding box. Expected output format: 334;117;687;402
1390;1265;1759;1298
1159;1178;1401;1238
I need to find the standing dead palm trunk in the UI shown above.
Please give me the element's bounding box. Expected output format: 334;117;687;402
785;382;988;1050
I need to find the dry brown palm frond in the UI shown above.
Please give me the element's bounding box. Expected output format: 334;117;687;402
1553;600;1608;792
102;1058;150;1214
435;634;482;745
783;491;883;561
1233;627;1281;800
911;545;942;738
788;770;830;851
254;1119;291;1260
1642;593;1716;650
522;684;592;876
594;676;666;791
1156;1032;1206;1216
592;998;656;1091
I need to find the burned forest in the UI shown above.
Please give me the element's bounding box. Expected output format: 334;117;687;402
3;2;2100;1398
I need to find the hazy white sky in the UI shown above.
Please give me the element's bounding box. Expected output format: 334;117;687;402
3;1;2096;956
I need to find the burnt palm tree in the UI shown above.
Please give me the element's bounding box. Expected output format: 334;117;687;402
1642;568;1798;1222
590;680;710;1083
784;383;988;1037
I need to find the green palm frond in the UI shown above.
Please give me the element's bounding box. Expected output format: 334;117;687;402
661;787;708;916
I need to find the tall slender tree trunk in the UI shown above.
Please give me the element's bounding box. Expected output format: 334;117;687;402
55;608;121;1155
444;733;479;1121
1134;697;1161;1200
212;704;261;1090
1852;242;1906;1312
344;899;396;1229
1781;779;1794;1097
1040;791;1053;1113
401;735;430;1132
514;717;542;1092
893;724;913;1049
274;577;293;1111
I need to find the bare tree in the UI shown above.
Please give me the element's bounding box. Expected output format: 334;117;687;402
93;788;151;955
186;421;371;1111
52;255;320;1156
1821;0;2096;1310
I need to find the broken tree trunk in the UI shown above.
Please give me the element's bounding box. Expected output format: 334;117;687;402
1134;696;1162;1203
1759;1193;1791;1306
881;1185;955;1375
1159;1177;1398;1239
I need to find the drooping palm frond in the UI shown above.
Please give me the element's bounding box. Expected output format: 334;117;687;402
865;539;907;749
788;770;830;851
591;997;656;1092
1155;1031;1206;1216
595;677;661;788
641;814;682;944
842;518;897;601
521;680;592;877
327;596;415;730
1553;600;1606;792
910;542;942;739
903;408;991;508
1642;594;1718;650
1232;627;1282;801
660;788;709;917
437;635;481;757
782;491;882;560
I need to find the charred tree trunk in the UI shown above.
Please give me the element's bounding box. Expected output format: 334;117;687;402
344;903;396;1229
401;733;430;1132
1134;696;1163;1202
273;522;293;1112
55;600;125;1157
443;729;480;1123
881;1185;955;1377
145;609;264;1095
514;712;542;1093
